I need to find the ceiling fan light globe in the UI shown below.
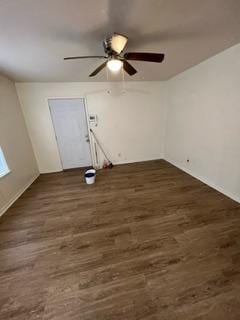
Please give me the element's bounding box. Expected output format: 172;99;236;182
111;34;128;54
107;59;123;72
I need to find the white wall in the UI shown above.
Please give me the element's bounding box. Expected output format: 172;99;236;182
164;43;240;202
0;75;39;215
16;81;167;173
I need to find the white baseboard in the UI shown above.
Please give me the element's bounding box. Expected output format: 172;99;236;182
165;158;240;204
94;157;163;170
0;173;40;217
113;156;163;166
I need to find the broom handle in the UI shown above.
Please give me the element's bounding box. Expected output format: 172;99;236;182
90;129;110;163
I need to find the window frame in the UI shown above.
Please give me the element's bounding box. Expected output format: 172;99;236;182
0;147;10;178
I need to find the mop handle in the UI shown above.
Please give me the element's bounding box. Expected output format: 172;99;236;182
90;129;110;162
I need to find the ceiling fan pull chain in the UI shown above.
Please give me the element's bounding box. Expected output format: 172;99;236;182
106;64;109;81
106;66;110;94
121;65;125;94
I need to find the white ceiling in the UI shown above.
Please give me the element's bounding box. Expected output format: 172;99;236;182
0;0;240;82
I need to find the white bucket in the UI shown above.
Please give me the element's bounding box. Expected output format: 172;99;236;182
85;169;96;184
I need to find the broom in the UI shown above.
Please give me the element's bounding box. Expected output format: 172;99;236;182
90;129;113;168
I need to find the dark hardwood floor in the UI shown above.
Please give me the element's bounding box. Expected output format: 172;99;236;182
0;160;240;319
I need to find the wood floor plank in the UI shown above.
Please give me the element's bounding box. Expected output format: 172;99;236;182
0;160;240;319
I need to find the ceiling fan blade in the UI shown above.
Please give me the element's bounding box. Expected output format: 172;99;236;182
89;61;108;77
124;52;165;63
64;55;107;60
123;60;137;76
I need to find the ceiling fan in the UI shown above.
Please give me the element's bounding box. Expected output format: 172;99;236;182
64;33;165;77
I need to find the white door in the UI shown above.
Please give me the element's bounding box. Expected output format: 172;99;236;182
49;99;92;169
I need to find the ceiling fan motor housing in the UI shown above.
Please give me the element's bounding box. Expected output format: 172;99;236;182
103;37;116;56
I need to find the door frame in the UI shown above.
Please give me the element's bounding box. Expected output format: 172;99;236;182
48;97;96;170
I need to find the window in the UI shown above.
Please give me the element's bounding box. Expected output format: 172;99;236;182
0;147;10;178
